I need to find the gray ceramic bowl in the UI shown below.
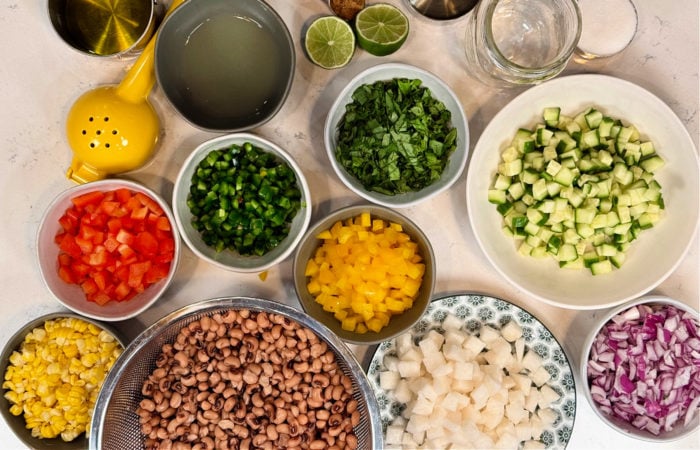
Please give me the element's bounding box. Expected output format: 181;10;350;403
155;0;295;132
293;204;435;345
0;312;125;450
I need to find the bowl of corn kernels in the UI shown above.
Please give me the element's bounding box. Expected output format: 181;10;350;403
0;312;124;449
292;204;436;345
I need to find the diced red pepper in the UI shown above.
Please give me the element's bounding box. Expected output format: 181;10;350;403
54;188;175;306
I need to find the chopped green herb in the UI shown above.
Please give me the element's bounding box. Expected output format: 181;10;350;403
335;78;458;195
187;142;303;256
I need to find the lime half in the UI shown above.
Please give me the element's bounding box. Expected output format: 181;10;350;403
305;16;356;69
355;3;409;56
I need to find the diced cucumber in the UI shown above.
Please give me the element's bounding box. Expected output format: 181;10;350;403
543;107;561;127
585;109;604;129
488;189;507;204
490;106;665;275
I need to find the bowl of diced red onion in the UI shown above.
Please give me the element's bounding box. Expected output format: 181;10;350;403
581;295;699;441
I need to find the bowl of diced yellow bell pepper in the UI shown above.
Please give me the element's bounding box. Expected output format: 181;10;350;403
293;204;435;345
0;312;125;449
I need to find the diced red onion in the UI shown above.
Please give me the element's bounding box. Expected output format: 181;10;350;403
587;303;700;435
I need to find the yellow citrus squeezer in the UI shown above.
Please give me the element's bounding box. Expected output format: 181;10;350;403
65;0;185;184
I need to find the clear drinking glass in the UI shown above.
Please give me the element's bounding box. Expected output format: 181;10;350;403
464;0;581;87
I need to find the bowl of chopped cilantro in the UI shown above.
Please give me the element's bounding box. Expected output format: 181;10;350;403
172;133;312;273
324;63;469;208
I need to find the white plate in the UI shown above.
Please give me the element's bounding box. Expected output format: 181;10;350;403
466;74;700;310
366;293;577;449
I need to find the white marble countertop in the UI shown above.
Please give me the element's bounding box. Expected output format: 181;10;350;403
0;0;697;449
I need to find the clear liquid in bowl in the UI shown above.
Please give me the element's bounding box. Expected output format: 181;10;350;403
179;14;285;123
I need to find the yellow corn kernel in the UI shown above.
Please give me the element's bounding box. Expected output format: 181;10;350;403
2;317;122;442
258;270;268;281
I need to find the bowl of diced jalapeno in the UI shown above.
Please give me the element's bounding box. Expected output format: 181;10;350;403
172;133;312;273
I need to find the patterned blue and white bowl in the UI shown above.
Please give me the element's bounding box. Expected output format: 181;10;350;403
366;292;577;449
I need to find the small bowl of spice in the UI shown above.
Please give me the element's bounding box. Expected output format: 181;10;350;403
581;295;700;441
0;312;124;449
324;62;469;208
172;133;312;273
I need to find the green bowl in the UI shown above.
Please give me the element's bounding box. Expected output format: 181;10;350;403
292;204;435;345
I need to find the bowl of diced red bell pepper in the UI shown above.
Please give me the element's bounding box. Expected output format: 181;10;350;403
37;179;180;321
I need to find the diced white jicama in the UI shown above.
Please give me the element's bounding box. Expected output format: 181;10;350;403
383;355;399;372
442;342;466;361
521;349;545;373
537;407;558;426
412;394;435;415
442;313;464;331
463;334;486;356
538;384;561;407
501;320;523;342
511;372;533;395
382;321;560;449
393;379;412;403
397;360;421;378
441;391;469;411
380;370;400;390
385;424;405;445
479;325;502;346
453;361;476;380
531;365;552;387
396;333;414;356
400;347;422;362
525;389;541;412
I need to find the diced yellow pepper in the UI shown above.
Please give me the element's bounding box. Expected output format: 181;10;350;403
306;213;425;335
341;316;358;331
317;229;333;239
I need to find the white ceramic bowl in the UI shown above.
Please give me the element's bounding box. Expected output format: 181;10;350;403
324;63;469;208
579;295;699;442
172;133;311;272
466;74;700;310
37;179;180;321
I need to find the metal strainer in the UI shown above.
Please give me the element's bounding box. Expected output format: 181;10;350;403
90;297;383;449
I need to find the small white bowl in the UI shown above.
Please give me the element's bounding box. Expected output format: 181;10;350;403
172;133;311;273
467;74;700;309
37;179;180;322
580;295;700;442
324;62;469;208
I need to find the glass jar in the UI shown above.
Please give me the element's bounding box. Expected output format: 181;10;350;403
464;0;581;87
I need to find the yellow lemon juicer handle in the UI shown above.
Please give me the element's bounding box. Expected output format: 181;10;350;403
65;0;186;184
